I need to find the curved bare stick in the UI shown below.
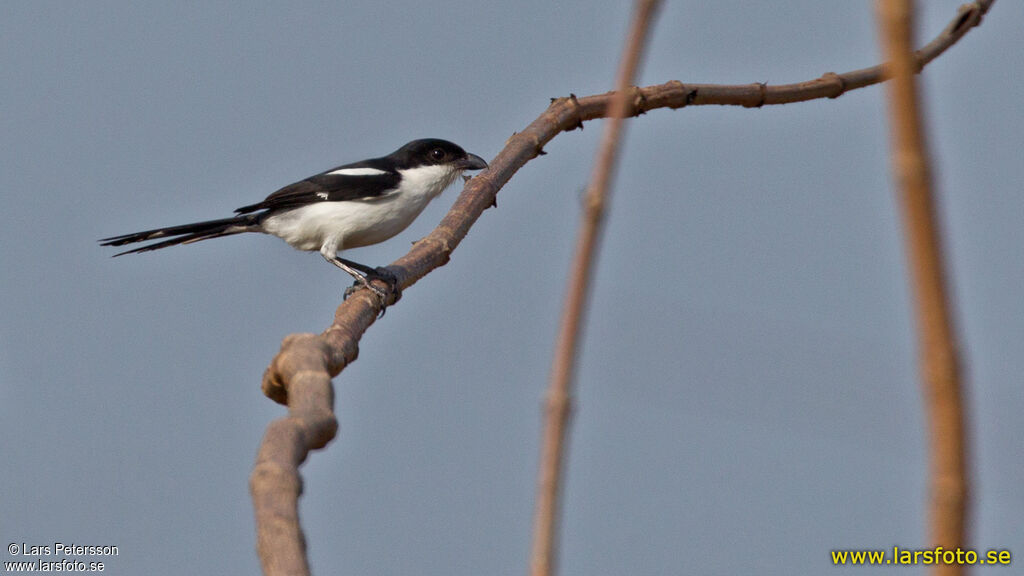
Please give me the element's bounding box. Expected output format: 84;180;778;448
250;2;994;574
878;0;969;573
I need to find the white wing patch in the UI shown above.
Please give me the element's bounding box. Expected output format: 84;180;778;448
325;167;389;176
316;192;329;200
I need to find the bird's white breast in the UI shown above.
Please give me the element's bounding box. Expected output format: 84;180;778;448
259;164;461;252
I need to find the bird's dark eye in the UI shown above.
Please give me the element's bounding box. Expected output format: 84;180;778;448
429;148;447;162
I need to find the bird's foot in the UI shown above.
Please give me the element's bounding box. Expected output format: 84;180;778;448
343;267;401;317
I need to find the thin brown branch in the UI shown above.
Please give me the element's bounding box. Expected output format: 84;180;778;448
529;4;662;575
877;1;969;574
249;3;994;573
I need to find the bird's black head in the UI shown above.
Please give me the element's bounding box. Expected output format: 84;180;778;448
391;139;488;171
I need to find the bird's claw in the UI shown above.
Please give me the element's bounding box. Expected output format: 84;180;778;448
343;268;401;317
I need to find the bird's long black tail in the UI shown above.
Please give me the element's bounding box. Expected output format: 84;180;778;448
100;214;260;256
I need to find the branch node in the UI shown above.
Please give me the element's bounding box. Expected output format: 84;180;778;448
631;86;648;116
822;72;846;98
419;235;454;264
950;3;981;35
261;332;327;405
568;93;585;130
666;80;696;108
743;82;768;108
529;133;548;157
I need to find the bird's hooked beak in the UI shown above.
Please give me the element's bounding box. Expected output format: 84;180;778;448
457;153;488;171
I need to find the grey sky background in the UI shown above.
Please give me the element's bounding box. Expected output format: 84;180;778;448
2;1;1021;574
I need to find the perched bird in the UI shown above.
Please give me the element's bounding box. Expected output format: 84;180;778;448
101;138;487;303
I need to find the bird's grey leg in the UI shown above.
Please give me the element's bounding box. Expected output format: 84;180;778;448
319;246;400;313
337;257;399;294
320;247;380;297
333;257;377;277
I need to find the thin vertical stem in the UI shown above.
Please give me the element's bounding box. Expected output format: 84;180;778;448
529;2;661;576
876;1;969;573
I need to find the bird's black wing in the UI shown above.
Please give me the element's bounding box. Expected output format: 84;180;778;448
234;162;401;215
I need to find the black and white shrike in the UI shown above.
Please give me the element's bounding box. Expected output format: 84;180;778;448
101;139;488;303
